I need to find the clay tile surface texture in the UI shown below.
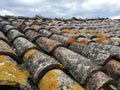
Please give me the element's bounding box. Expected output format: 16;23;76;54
0;16;119;90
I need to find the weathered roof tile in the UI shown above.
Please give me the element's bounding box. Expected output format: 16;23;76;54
0;16;120;90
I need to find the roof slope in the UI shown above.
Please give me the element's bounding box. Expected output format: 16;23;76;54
0;15;119;90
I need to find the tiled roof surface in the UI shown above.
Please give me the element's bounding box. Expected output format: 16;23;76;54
0;15;119;90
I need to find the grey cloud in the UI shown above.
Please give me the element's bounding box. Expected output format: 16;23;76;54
0;0;120;18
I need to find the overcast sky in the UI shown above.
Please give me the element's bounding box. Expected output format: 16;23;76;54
1;0;120;19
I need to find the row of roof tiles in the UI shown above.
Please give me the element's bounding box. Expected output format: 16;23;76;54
0;15;119;90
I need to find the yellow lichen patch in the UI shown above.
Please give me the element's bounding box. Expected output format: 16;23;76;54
23;70;30;79
30;24;35;28
71;42;77;45
94;33;104;38
69;82;84;90
62;33;67;35
48;22;54;26
31;54;39;61
69;88;74;90
48;46;54;52
78;39;89;45
45;21;54;29
96;38;112;44
59;63;65;69
79;30;88;34
45;25;50;29
0;75;16;86
0;59;28;86
62;29;77;34
103;20;110;25
75;83;84;90
69;83;84;90
67;38;76;43
0;55;7;62
38;70;58;90
24;49;36;59
25;49;39;61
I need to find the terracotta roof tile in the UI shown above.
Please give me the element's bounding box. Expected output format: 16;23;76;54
0;16;119;90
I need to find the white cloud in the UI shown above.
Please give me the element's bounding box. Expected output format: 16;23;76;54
14;0;42;5
81;0;120;11
110;15;120;19
1;0;120;18
65;2;80;10
0;10;15;16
